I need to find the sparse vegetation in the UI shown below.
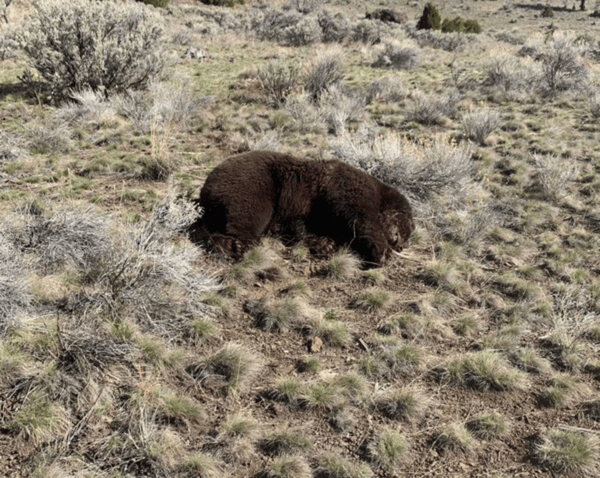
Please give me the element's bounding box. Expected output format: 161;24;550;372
3;0;600;475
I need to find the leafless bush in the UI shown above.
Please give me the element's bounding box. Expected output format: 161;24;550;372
318;10;352;43
330;129;481;241
114;78;207;133
56;325;137;375
305;49;345;101
82;197;215;339
18;0;165;101
255;7;302;43
286;0;320;14
408;90;460;125
113;89;153;131
372;40;421;70
530;153;578;201
147;77;204;130
26;122;73;154
283;17;321;46
410;29;471;52
0;129;25;162
7;205;111;273
319;86;365;135
0;24;18;61
330;131;474;205
248;131;282;151
366;76;406;104
461;108;500;145
484;55;538;97
257;61;302;107
352;20;388;45
0;235;30;337
285;93;327;133
541;38;589;94
56;89;117;126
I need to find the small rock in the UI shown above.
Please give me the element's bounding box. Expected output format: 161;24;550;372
309;336;323;353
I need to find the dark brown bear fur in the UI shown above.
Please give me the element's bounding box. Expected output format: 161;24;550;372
190;151;414;266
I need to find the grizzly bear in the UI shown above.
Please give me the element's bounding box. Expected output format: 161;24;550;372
190;151;414;267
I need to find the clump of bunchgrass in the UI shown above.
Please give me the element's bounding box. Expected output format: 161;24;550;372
259;427;312;456
435;423;475;454
363;269;385;285
510;347;553;375
534;428;599;475
331;372;367;400
136;336;185;369
290;245;309;262
323;250;360;280
215;414;260;464
191;317;217;342
452;313;480;336
159;391;204;424
366;429;407;472
298;357;320;373
180;453;221;478
10;391;71;442
378;343;425;379
259;455;312;478
268;377;304;406
480;324;522;352
352;288;391;313
537;373;591;408
373;386;427;421
245;297;310;332
440;350;525;391
309;316;350;347
188;343;262;394
541;329;587;372
465;412;507;440
302;381;344;411
315;453;374;478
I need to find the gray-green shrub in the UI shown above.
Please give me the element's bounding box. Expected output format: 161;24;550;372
19;0;165;101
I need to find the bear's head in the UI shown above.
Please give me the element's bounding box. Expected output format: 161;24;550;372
380;187;415;255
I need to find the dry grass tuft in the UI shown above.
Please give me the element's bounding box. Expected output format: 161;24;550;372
366;429;407;472
534;428;599;475
373;386;428;421
440;350;525;392
435;423;475;454
259;427;312;456
259;455;312;478
188;343;262;394
465;412;507;440
323;250;361;280
315;453;374;478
